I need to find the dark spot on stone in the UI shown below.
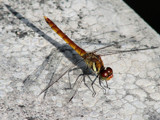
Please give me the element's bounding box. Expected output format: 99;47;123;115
26;117;35;120
18;105;25;108
98;41;101;43
81;115;84;117
119;34;126;38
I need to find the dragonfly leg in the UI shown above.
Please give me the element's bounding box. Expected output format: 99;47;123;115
99;78;107;95
69;74;83;102
105;80;110;89
64;59;84;90
67;67;76;89
83;75;96;95
91;75;98;96
42;71;56;99
87;75;101;88
72;74;83;88
38;63;77;97
65;67;82;90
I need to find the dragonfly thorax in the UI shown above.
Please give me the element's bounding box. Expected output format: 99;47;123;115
83;53;104;74
83;53;113;80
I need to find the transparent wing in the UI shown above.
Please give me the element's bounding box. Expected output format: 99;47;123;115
90;37;158;55
23;49;58;85
38;59;84;97
95;46;158;56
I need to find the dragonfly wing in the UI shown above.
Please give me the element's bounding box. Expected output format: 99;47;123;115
39;59;84;97
38;64;75;96
23;49;56;85
92;36;158;56
97;46;159;56
92;36;137;53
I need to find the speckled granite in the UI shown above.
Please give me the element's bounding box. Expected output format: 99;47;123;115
0;0;160;120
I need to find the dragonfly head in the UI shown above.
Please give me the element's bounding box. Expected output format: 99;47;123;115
100;67;113;81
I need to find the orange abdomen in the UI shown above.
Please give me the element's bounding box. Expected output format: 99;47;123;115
44;16;86;57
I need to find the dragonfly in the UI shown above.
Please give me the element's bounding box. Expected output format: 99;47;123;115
44;16;113;79
37;16;157;101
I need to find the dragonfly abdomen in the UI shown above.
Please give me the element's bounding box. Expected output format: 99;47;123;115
44;16;86;57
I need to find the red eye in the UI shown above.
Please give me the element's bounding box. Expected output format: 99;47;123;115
106;67;112;74
100;67;113;80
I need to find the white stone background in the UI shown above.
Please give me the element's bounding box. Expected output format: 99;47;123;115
0;0;160;120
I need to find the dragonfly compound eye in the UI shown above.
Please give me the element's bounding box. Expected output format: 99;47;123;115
100;67;113;80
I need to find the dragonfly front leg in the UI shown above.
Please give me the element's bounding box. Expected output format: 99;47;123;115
99;78;110;95
105;80;110;89
99;78;106;94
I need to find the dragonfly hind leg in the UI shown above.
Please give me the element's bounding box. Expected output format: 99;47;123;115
68;70;98;101
65;66;83;90
68;74;97;102
68;73;83;102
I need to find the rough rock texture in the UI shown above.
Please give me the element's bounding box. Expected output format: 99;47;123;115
0;0;160;120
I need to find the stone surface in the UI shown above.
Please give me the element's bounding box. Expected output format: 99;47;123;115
0;0;160;120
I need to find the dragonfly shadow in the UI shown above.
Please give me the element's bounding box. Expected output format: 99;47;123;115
5;4;94;95
5;4;90;72
5;4;61;48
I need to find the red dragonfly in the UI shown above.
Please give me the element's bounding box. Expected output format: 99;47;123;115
44;16;113;80
38;16;113;100
44;16;113;79
38;16;157;101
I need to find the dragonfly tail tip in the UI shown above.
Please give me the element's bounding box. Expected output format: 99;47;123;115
44;16;47;19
